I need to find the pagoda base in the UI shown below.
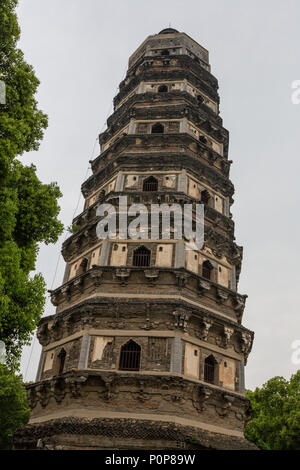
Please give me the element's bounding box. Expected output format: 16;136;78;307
14;370;257;450
14;416;257;450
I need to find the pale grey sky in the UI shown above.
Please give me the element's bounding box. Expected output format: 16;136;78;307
17;0;300;389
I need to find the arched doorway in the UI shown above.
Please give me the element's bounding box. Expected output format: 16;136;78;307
204;355;217;384
158;84;168;93
143;176;158;192
119;340;141;371
151;123;164;134
202;260;213;280
133;246;151;267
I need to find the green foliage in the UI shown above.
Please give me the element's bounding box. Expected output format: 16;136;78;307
245;370;300;450
0;0;64;368
67;223;82;234
186;435;204;448
0;363;29;449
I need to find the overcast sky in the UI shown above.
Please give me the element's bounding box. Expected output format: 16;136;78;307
17;0;300;389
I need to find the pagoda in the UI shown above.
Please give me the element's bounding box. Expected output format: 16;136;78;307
15;29;256;450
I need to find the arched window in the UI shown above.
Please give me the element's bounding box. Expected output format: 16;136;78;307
199;135;207;144
77;258;88;276
143;176;158;192
197;95;204;105
151;123;164;134
133;246;151;267
200;189;210;205
161;49;170;56
119;340;141;371
202;260;213;280
57;348;66;375
204;355;216;384
158;84;168;93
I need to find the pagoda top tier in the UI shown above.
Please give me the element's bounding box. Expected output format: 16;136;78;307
128;29;210;72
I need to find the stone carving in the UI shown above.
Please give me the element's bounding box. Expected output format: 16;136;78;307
50;378;67;404
35;383;51;408
216;394;235;417
201;317;213;341
142;312;159;330
90;268;103;286
104;302;124;329
50;291;60;307
173;309;190;331
175;272;189;288
80;313;92;330
136;379;151;403
192;385;212;412
208;151;217;166
101;373;116;401
223;326;234;348
27;388;38;409
241;332;252;364
73;277;84;294
37;322;49;346
144;269;159;284
216;287;229;304
115;267;131;284
51;319;63;341
65;375;87;398
65;315;75;335
233;294;247;314
61;285;71;301
198;278;211;295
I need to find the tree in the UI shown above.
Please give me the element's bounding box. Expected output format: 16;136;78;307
0;0;64;368
245;370;300;450
0;363;29;449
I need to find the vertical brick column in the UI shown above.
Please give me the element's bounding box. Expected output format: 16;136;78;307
78;333;91;369
170;337;183;374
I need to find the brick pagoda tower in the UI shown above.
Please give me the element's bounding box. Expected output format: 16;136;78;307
15;29;256;450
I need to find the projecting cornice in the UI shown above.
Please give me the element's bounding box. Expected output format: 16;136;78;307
110;90;222;129
37;295;253;361
101;102;228;150
117;55;219;103
71;191;234;240
48;264;246;320
85;138;232;193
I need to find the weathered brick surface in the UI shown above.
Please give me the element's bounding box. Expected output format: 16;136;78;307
14;417;257;450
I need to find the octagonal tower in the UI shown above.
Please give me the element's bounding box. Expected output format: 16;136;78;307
15;29;256;450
